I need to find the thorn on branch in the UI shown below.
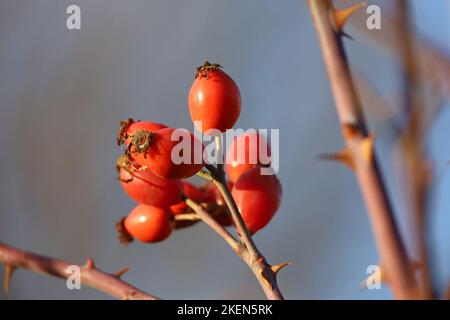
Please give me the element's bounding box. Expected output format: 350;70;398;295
340;31;354;41
84;258;96;269
3;264;16;293
271;262;292;275
333;2;367;33
318;149;354;170
114;267;131;279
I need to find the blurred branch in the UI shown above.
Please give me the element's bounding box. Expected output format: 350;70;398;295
346;1;450;103
392;0;434;299
0;242;158;300
307;0;420;299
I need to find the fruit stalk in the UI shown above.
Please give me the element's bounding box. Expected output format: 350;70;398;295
307;0;420;299
0;242;158;300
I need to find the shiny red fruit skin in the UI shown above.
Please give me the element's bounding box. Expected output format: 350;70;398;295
232;167;282;235
119;168;182;207
131;128;205;179
225;132;271;183
188;69;241;133
124;204;174;243
170;182;205;215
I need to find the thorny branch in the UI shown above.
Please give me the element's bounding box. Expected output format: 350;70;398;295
195;137;287;300
0;242;158;300
393;0;434;299
307;0;421;299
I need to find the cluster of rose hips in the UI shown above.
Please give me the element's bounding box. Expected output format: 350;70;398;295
115;61;282;245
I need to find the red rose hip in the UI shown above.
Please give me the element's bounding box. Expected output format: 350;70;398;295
119;166;183;208
188;61;241;133
232;167;282;235
123;204;174;243
225;132;271;183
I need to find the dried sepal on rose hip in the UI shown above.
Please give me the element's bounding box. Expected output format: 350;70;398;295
127;127;205;180
188;61;241;133
116;118;167;147
117;204;175;244
116;119;205;179
116;155;183;208
225;132;271;183
232;167;282;235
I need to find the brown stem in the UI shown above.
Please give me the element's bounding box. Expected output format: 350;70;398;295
185;197;285;300
0;242;158;300
211;172;261;260
307;0;420;299
393;0;433;299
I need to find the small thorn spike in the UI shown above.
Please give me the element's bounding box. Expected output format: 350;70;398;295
85;258;95;269
333;2;367;32
271;262;292;275
318;149;354;169
115;267;131;279
3;265;16;293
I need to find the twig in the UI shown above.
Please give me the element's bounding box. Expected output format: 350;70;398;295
185;197;286;300
307;0;420;299
211;171;261;260
185;198;240;252
0;242;158;300
393;0;434;299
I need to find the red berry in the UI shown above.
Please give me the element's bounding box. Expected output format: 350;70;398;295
123;204;174;243
128;127;205;179
170;182;205;215
188;62;241;133
119;167;183;208
225;132;271;183
232;167;282;235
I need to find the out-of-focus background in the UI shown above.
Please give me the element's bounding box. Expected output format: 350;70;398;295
0;0;449;299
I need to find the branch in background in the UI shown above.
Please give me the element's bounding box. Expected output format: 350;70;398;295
344;0;450;103
0;242;158;300
393;0;434;299
307;0;421;299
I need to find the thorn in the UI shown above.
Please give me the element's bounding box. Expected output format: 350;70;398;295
84;258;95;269
271;262;292;275
114;267;131;279
333;2;367;32
341;30;354;41
317;149;354;170
361;134;375;165
3;265;16;293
